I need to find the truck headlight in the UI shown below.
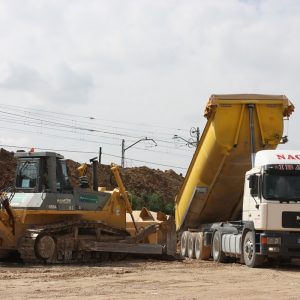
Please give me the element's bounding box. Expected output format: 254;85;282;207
268;246;280;252
267;237;281;245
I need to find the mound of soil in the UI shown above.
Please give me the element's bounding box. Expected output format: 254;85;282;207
0;148;184;204
0;149;17;190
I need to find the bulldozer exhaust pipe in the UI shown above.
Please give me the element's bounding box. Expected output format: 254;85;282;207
92;160;98;191
89;157;98;191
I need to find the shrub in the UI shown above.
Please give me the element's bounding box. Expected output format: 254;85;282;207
130;192;174;215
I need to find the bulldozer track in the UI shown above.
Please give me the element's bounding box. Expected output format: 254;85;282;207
18;221;129;264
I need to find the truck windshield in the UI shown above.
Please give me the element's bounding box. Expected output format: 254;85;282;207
15;160;39;189
262;173;300;201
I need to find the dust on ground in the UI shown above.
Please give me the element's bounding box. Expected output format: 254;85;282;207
0;259;299;300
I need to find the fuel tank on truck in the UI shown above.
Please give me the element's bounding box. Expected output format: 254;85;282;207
175;94;294;232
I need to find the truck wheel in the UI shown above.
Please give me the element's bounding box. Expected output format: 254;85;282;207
187;233;195;258
194;232;211;260
212;230;227;263
243;231;265;268
180;231;189;257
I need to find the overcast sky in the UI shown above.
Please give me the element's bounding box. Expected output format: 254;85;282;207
0;0;299;173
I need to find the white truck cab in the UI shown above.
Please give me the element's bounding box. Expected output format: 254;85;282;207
242;150;300;264
243;150;300;230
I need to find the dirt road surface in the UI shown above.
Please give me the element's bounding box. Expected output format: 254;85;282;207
0;259;300;300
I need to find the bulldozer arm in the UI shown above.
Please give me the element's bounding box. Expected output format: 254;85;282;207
110;164;176;256
0;192;15;235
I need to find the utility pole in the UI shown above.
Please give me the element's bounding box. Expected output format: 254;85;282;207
98;147;102;164
121;137;157;168
190;127;200;145
173;127;200;148
121;139;125;168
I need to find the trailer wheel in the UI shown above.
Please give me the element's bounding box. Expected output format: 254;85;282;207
187;233;195;258
212;230;227;263
194;232;210;260
180;231;189;257
243;231;265;268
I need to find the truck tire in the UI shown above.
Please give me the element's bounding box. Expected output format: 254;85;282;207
243;231;265;268
212;230;227;263
180;231;189;257
187;233;195;258
194;232;211;260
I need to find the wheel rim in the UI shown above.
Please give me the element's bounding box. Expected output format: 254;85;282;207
187;234;195;258
213;233;220;260
195;236;200;259
181;233;188;257
244;238;254;262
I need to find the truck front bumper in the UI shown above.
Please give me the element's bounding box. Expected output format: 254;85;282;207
260;232;300;258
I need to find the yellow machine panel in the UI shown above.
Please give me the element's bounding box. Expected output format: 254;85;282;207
175;94;294;231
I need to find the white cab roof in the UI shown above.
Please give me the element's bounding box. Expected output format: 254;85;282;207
255;150;300;167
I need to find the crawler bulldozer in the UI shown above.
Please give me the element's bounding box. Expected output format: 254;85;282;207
0;150;175;263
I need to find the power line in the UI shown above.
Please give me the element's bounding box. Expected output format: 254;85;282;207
0;105;194;169
0;125;121;146
0;117;125;143
12;107;184;139
0;144;187;170
0;110;137;138
0;122;193;157
0;113;194;152
0;103;191;134
0;109;184;145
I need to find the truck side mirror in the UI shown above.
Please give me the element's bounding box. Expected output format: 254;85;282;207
248;174;259;197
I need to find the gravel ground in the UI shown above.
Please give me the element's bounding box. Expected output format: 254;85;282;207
1;258;300;300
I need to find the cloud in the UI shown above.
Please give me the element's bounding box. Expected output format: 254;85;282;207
0;63;94;105
0;63;47;91
0;0;300;170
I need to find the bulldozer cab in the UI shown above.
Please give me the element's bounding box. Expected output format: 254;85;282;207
15;151;72;193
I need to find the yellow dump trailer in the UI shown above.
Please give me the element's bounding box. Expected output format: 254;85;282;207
175;94;294;232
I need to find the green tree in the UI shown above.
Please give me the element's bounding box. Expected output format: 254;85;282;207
130;192;174;215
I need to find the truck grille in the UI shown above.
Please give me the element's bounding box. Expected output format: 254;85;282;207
282;211;300;228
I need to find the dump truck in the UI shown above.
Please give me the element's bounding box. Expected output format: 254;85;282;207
176;94;300;267
0;151;176;263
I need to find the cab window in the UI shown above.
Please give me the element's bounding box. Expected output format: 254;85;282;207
16;160;39;189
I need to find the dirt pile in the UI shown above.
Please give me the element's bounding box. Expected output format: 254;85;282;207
0;149;17;190
66;160;184;204
0;148;184;204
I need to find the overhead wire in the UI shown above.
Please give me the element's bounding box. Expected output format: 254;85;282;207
0;144;187;170
0;109;190;145
0;104;196;170
0;103;191;135
0;118;190;157
0;114;195;153
17;108;184;139
0;124;193;158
